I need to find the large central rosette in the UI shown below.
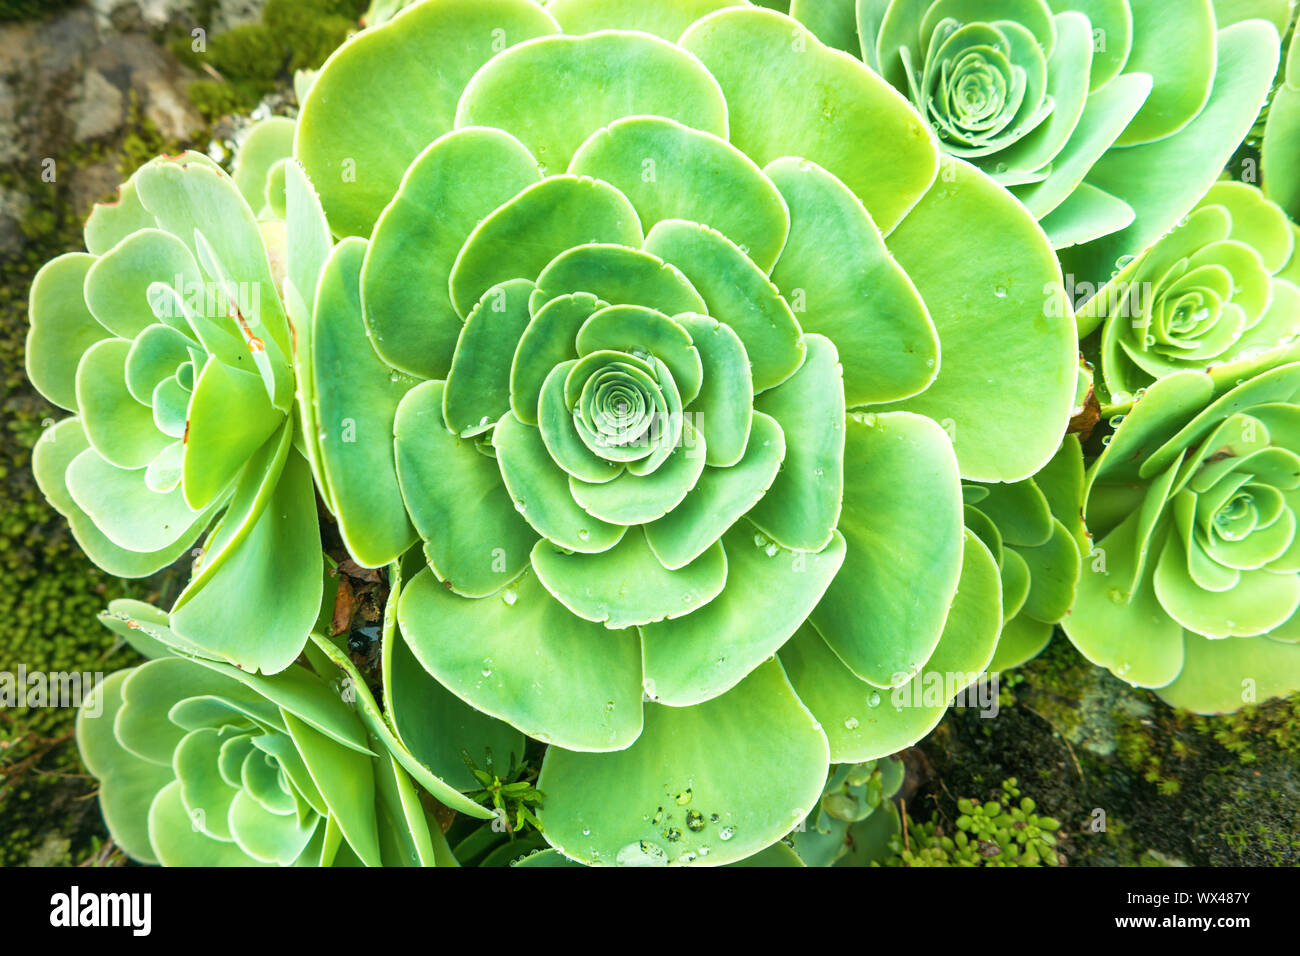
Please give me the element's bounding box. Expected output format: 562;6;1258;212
294;0;1077;866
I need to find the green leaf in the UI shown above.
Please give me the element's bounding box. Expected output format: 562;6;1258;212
810;411;964;687
642;520;845;707
65;445;203;554
1062;513;1187;687
575;305;703;407
680;5;938;234
362;126;542;379
382;620;525;796
444;279;535;437
532;528;726;629
26;253;109;412
538;659;829;867
76;337;172;471
456;30;729;176
84;228;201;341
674;314;753;466
784;530;1000;761
1063;20;1280;284
545;0;741;39
283;712;382;867
876;158;1076;482
168;448;322;675
149;780;265;866
398;565;644;751
35;419;207;577
295;0;559;236
531;242;704;317
644;219;804;392
643;413;784;570
510;293;601;425
1156;633;1300;713
181;355;282;511
493;411;626;553
748;335;845;550
1113;0;1215;145
313;237;417;566
568;115;790;274
449;176;641;319
766;156;938;406
283;158;334;497
394;381;537;597
75;670;172;864
133;159;293;409
232;117;294;213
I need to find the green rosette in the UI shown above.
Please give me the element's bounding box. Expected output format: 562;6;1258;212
1064;363;1300;713
786;0;1281;283
1079;181;1300;413
285;0;1076;866
76;600;453;866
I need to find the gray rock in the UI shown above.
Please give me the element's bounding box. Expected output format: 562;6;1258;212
72;69;125;143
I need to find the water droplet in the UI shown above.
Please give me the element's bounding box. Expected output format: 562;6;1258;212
764;542;779;557
1107;587;1127;604
577;528;590;541
844;717;860;730
501;588;518;607
663;827;682;842
651;806;664;826
718;826;736;842
582;827;591;836
1115;254;1135;270
993;286;1008;298
616;841;669;867
868;692;882;708
675;788;693;806
686;810;705;832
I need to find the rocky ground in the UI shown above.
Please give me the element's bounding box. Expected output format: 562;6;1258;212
1;0;1296;868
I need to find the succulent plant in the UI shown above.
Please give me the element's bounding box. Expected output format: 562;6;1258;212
231;115;297;219
290;0;1077;865
886;777;1063;867
790;757;903;867
1078;182;1300;413
967;436;1087;672
1264;16;1300;221
1064;363;1300;712
27;153;323;673
783;0;1280;282
76;600;453;866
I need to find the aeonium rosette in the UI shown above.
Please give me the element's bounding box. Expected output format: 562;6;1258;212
76;600;455;867
785;0;1281;283
27;153;322;673
294;0;1077;865
1078;182;1300;413
1064;363;1300;713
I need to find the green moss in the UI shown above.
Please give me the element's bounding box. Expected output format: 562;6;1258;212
0;0;77;22
171;0;368;119
918;636;1300;866
0;175;145;866
0;57;193;872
